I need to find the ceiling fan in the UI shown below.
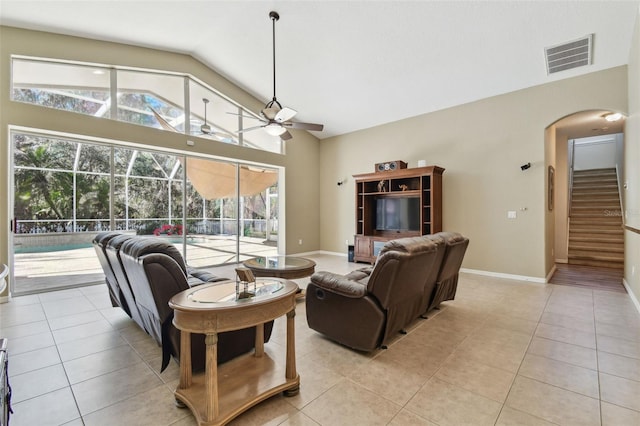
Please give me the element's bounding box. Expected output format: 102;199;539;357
193;98;235;142
238;11;324;141
150;98;235;143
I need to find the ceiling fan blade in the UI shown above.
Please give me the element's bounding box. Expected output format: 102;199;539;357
226;111;264;121
275;107;297;123
280;130;293;140
283;121;324;131
237;124;265;134
150;108;179;132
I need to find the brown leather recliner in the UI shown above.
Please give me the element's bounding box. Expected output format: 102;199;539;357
104;234;146;332
92;231;130;314
118;237;273;372
424;232;469;311
305;237;440;351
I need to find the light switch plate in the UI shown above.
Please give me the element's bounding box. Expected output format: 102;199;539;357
507;211;517;219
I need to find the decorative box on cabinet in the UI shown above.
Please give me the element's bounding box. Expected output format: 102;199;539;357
353;165;444;264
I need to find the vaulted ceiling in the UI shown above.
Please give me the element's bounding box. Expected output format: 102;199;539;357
0;1;637;139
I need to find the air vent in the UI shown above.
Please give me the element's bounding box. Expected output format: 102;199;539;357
545;34;593;75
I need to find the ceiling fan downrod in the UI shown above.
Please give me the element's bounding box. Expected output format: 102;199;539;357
269;11;281;110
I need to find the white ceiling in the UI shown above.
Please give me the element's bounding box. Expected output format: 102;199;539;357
0;1;638;139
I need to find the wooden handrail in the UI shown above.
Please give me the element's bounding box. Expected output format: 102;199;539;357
624;225;640;235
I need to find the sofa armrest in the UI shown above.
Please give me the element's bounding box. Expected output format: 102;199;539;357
310;271;367;298
187;266;227;284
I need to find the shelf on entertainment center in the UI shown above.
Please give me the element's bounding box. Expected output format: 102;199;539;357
353;165;444;263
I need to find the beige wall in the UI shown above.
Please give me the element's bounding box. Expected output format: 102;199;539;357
0;26;321;297
624;9;640;305
554;130;569;263
320;67;628;279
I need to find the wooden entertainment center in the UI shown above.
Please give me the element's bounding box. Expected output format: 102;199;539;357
353;165;444;263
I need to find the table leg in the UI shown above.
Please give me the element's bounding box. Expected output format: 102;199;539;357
284;309;299;396
255;323;265;357
178;330;192;389
205;333;219;421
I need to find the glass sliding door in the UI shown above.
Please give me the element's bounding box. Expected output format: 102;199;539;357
11;130;280;295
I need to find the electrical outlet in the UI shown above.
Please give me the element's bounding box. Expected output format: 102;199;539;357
507;211;517;219
345;239;349;245
633;266;635;277
298;239;303;245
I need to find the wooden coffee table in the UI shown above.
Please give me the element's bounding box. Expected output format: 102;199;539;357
243;256;316;279
169;278;299;426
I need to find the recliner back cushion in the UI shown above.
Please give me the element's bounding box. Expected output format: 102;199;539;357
119;237;188;276
368;237;438;308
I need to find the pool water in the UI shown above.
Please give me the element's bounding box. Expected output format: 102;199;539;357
15;242;94;254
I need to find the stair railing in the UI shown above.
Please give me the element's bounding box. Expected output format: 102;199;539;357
616;164;624;225
567;139;575;217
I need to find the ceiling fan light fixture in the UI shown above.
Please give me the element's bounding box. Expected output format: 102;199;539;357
265;123;287;136
604;112;622;122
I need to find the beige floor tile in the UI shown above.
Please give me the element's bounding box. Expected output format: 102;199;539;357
47;310;105;330
56;330;127;361
596;321;640;343
302;379;401;426
71;361;163;415
543;303;594;323
8;330;54;355
228;395;301;425
518;353;599;398
598;334;640;359
599;372;640;411
453;338;527;373
167;414;197;426
278;411;321;426
99;306;136;329
10;363;69;403
0;319;49;339
38;288;85;302
9;387;80;426
52;318;115;344
9;345;61;375
527;336;597;370
434;354;515;402
539;311;595;333
482;313;539;336
82;384;191;426
388;409;438;426
535;322;596;349
284;353;343;409
64;344;144;384
598;351;640;381
595;309;640;327
61;418;85;426
348;354;430;405
495;406;557;426
302;340;376;377
405;377;502;426
505;376;600;426
601;401;640;426
376;335;454;377
42;296;97;319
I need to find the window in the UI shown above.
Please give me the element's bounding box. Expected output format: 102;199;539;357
11;57;283;154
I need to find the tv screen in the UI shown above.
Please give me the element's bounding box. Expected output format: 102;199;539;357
375;197;420;231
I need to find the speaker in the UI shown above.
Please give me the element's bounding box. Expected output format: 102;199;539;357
375;160;407;173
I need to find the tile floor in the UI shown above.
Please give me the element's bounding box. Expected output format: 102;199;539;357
1;254;640;425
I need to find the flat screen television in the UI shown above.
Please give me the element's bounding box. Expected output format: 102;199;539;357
375;197;420;231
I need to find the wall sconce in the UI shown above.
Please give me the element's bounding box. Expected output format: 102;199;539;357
520;162;531;171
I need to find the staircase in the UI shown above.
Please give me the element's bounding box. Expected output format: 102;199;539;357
568;168;624;269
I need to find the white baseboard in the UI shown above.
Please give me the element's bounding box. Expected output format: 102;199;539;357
622;278;640;315
546;264;557;283
0;295;9;304
460;268;546;284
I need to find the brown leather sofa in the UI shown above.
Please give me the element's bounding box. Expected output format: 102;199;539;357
305;232;468;351
93;233;273;372
305;236;442;351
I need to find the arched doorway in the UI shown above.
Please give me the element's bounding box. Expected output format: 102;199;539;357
546;110;626;291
